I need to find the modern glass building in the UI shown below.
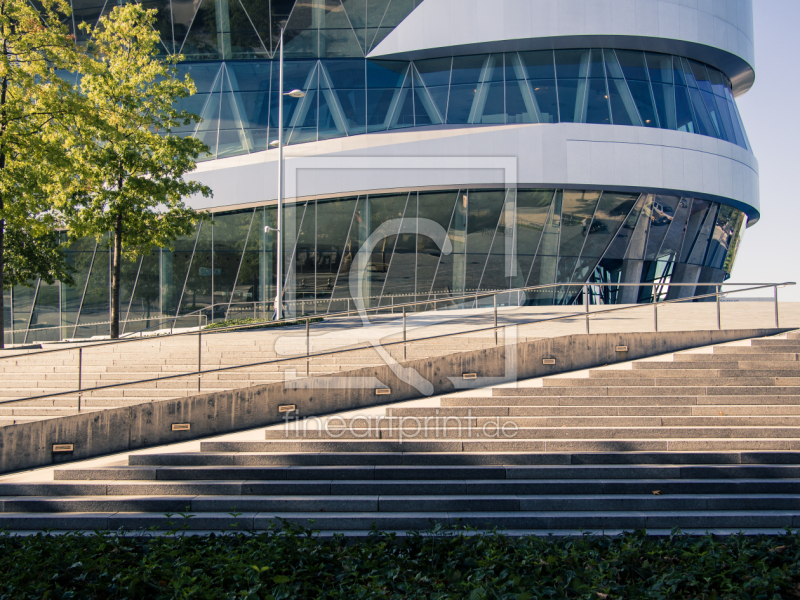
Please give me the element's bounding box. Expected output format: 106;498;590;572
2;0;759;343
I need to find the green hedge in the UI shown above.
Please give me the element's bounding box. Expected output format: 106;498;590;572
0;524;798;599
203;317;323;331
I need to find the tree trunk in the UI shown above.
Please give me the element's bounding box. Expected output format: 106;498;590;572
110;213;123;339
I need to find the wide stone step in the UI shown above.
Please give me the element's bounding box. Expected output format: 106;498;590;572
589;369;800;378
442;395;800;406
201;439;800;453
633;361;800;370
53;464;800;482
389;406;800;417
542;377;800;387
493;386;800;397
0;509;796;531
673;353;799;362
127;450;800;467
262;426;800;440
325;416;800;427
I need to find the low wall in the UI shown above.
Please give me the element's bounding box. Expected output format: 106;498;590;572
0;328;789;473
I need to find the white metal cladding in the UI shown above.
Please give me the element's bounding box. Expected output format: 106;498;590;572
188;123;760;222
369;0;756;94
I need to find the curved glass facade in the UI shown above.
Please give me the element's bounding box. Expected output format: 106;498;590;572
3;190;747;344
175;49;750;160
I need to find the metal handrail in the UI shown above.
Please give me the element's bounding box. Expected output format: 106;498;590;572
0;281;793;361
0;281;794;407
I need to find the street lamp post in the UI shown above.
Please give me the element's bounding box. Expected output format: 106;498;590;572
266;26;305;322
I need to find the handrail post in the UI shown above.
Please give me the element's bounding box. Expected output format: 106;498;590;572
584;284;589;334
306;318;310;377
716;285;721;330
775;286;780;328
654;301;658;332
402;306;407;361
493;293;498;345
77;347;82;412
198;325;202;392
475;292;478;310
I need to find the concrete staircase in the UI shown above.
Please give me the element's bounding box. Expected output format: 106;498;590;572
0;328;497;425
1;331;800;533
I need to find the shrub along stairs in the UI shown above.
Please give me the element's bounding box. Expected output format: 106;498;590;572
1;332;800;533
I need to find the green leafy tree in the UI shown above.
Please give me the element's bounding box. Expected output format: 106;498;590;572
0;0;85;347
62;4;212;339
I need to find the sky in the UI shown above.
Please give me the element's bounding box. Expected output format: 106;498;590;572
728;0;800;299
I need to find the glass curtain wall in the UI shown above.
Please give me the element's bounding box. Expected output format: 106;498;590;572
180;50;750;162
5;190;747;344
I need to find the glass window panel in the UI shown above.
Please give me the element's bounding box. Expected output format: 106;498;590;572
515;190;555;286
651;82;677;130
2;288;9;344
412;64;443;125
364;193;408;305
446;83;480;124
697;89;726;140
11;284;35;343
233;0;271;56
588;49;605;79
324;59;367;134
627;80;658;127
623;194;653;262
450;55;488;85
608;78;641;126
415;57;452;87
615;50;649;81
161;226;200;316
480;191;515;291
506;78;538;124
603;49;624;79
270;60;316;131
686;204;718;265
366;0;390;28
730;99;752;150
179;221;213;316
473;82;505;124
645;52;673;84
366;61;408;131
76;239;110;331
704;204;737;269
678;58;696;88
116;253;140;334
714;94;740;146
657;197;692;262
707;67;728;97
529;80;558;123
316;197;358;303
520;50;556;80
331;197;367;301
557;79;587;124
603;194;646;261
675;85;697;133
61;237;96;335
557;190;601;279
725;98;748;149
27;282;60;342
580;192;639;259
519;50;556;79
672;56;687;86
722;210;747;274
320;28;364;59
688;60;713;93
430;191;467;296
584;77;611;125
426;86;450;121
319;71;351;140
465;190;506;292
679;199;710;263
287;66;319;144
417;191;459;297
504;53;525;81
177;0;222;58
212;210;255;308
526;191;561;304
293;202;317;306
388;73;414;129
687;87;717;137
644;195;680;260
125;250;163;332
381;194;417;300
554;49;589;79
